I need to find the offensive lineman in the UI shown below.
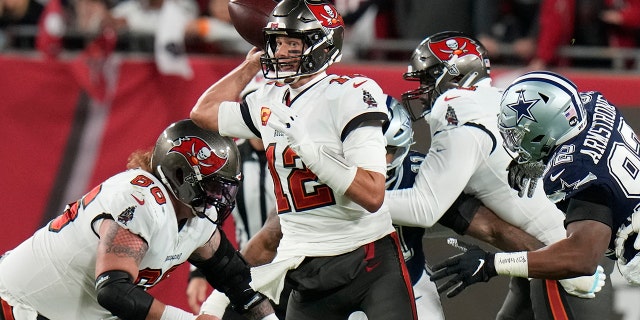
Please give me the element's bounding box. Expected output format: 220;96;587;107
190;1;416;319
385;31;609;319
433;71;640;313
0;120;276;320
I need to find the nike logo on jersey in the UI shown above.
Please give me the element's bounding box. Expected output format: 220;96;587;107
365;261;381;272
444;95;461;101
549;169;565;182
131;194;145;205
472;259;485;276
353;80;367;88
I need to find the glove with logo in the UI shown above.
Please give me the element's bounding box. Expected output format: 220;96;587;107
558;265;606;299
506;159;545;198
267;102;357;195
430;238;497;298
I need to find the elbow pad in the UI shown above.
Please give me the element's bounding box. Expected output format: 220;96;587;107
95;270;154;320
438;193;481;235
189;229;265;313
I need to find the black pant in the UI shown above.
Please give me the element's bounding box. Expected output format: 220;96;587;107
284;233;417;320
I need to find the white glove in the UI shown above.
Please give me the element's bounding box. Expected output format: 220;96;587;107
558;265;606;299
199;289;230;317
506;160;545;198
615;209;640;262
615;209;640;285
267;102;356;195
266;102;318;164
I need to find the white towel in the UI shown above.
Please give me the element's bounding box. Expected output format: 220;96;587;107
250;256;305;304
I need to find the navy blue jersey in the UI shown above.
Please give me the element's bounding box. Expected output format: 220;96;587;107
543;92;640;262
387;150;427;285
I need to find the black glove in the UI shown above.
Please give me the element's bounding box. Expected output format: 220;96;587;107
430;238;497;298
506;159;545;198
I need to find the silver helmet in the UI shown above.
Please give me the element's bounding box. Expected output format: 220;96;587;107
383;96;414;187
498;71;587;163
402;31;490;120
260;0;344;82
151;119;241;223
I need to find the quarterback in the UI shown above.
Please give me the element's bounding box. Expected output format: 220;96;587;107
190;1;416;319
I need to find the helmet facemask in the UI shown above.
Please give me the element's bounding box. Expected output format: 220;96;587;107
261;29;340;83
498;121;533;164
401;64;443;121
190;175;239;223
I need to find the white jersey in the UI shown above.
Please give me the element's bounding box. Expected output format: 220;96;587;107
0;169;216;320
386;79;566;246
218;72;395;258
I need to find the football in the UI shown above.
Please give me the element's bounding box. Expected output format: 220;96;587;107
228;0;278;50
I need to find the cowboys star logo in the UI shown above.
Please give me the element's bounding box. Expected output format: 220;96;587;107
505;89;540;124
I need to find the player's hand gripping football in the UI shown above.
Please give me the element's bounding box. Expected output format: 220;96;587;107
430;238;497;298
506;159;545;198
558;265;606;299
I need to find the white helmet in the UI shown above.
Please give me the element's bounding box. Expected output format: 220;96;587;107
383;96;414;187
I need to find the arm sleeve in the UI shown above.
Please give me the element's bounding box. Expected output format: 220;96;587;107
385;126;493;227
342;122;387;175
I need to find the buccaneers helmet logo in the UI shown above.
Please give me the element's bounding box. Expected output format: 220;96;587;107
428;37;481;62
308;3;344;28
169;136;228;175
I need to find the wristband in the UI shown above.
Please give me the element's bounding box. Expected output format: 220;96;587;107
261;314;279;320
494;252;529;278
304;145;357;195
160;306;197;320
200;289;230;317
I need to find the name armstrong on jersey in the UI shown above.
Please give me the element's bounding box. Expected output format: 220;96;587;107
580;94;617;165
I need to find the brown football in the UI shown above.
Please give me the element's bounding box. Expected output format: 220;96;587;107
228;0;278;50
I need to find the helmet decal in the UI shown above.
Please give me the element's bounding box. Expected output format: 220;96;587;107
308;3;344;28
168;136;228;176
510;71;584;123
267;22;283;29
428;37;481;62
504;89;540;124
